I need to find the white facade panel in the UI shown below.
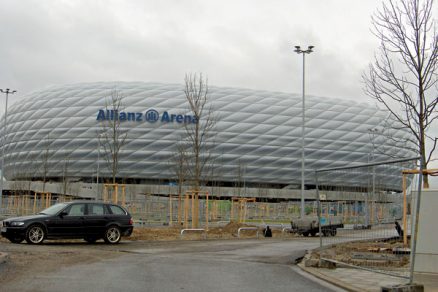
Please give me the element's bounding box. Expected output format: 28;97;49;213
2;82;416;190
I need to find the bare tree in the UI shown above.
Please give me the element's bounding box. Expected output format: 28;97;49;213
99;89;128;184
363;0;438;187
369;115;420;160
182;73;216;227
39;135;53;192
183;73;216;190
170;140;189;224
61;154;71;196
10;170;27;197
234;161;246;197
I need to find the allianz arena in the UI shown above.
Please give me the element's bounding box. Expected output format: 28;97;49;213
2;82;416;194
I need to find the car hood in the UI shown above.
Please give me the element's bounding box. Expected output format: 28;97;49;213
4;214;49;222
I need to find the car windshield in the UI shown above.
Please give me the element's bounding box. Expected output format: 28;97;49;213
39;203;69;215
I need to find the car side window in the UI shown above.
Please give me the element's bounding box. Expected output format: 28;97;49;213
109;205;126;215
89;204;106;215
67;204;85;216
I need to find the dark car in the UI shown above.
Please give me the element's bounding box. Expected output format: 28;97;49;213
1;201;134;244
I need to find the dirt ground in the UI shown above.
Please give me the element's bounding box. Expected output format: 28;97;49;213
0;222;289;244
129;222;288;240
310;238;410;269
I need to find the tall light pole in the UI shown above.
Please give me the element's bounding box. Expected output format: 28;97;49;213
96;133;103;200
0;88;17;211
368;128;378;225
294;45;314;219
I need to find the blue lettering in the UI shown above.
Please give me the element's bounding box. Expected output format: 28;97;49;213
161;111;170;122
127;112;135;121
96;109;198;124
184;115;192;123
96;110;106;121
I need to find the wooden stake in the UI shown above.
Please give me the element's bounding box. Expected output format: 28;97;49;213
169;195;173;226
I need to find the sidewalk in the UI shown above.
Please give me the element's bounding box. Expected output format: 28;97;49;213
298;261;438;292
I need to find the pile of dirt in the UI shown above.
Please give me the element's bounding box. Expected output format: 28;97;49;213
129;222;266;241
129;227;182;241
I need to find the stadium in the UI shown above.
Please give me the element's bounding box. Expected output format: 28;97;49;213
2;82;416;202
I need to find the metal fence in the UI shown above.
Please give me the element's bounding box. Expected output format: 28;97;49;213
125;196;315;227
315;157;420;279
0;190;319;226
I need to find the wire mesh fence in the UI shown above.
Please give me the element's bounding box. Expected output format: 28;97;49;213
0;191;314;226
0;193;74;217
125;195;313;227
315;157;419;279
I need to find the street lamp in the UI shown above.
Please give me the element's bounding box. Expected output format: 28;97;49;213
294;45;314;219
368;128;379;226
0;88;17;210
96;133;104;200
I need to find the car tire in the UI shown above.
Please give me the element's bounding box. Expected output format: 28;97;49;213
25;224;45;244
84;236;97;244
104;226;121;244
8;236;25;244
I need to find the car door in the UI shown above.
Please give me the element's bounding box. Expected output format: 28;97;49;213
84;203;109;236
55;203;86;237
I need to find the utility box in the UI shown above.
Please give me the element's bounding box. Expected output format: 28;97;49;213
414;189;438;274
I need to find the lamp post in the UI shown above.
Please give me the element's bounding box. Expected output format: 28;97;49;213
96;133;103;200
368;128;378;226
294;45;314;219
0;88;16;211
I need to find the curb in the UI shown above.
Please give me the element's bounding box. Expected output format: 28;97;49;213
297;262;364;292
0;252;9;265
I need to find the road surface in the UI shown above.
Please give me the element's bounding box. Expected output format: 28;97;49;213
0;237;347;292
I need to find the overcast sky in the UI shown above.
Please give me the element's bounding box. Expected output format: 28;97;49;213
0;0;383;107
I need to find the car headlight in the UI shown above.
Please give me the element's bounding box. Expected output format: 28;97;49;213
10;221;25;227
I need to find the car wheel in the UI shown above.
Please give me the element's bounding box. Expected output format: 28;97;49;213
302;232;309;237
84;236;97;244
8;236;24;244
104;226;121;244
25;224;45;244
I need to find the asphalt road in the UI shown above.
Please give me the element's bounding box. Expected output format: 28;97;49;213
0;238;344;292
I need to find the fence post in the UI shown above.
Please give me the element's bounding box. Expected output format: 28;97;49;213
315;170;322;248
409;157;423;284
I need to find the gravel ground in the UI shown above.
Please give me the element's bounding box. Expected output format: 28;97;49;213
0;240;124;284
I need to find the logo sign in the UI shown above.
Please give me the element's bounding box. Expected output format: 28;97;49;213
96;109;198;124
145;109;159;123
